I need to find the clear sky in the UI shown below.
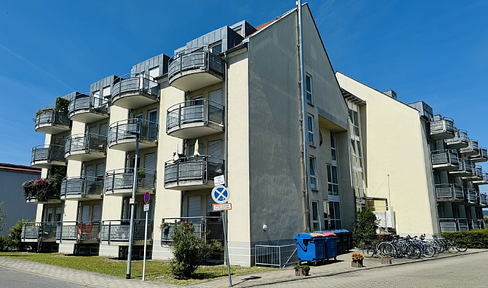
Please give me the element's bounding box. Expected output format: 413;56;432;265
1;0;487;190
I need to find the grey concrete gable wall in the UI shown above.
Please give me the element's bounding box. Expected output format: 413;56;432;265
302;6;348;130
247;10;305;245
90;75;117;93
130;54;169;76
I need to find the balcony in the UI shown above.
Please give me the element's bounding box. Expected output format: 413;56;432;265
60;176;103;200
65;133;106;161
56;221;101;244
470;147;487;163
104;168;155;196
439;218;469;233
463;165;482;181
111;74;159;109
473;173;488;185
107;119;158;151
34;109;70;134
459;139;479;156
21;222;59;243
31;144;66;168
449;158;473;177
100;219;153;245
445;129;469;149
480;194;488;206
470;219;484;230
68;93;109;123
430;115;455;140
168;50;224;92
166;100;224;139
164;156;224;190
160;216;223;244
431;150;458;171
435;183;464;202
465;189;478;204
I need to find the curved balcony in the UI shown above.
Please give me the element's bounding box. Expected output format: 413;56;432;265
445;129;469;149
431;150;458;171
68;93;109;123
60;176;103;200
111;74;159;109
65;133;107;161
470;147;487;163
56;221;101;244
104;168;155;196
435;183;464;202
34;109;70;134
480;194;488;206
473;173;488;185
466;189;478;204
459;139;479;156
430;115;455;140
449;158;473;177
31;144;66;168
100;219;153;246
107;119;158;151
21;222;60;243
463;165;482;181
164;155;224;190
168;50;224;92
166;100;224;139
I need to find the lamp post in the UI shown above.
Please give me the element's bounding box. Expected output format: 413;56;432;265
126;118;140;279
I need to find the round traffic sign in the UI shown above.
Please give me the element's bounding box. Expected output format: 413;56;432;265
211;185;229;203
144;191;150;204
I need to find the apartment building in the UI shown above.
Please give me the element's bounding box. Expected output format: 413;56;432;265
22;4;356;266
337;72;488;236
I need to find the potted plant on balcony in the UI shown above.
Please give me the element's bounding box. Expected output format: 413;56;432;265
137;169;146;179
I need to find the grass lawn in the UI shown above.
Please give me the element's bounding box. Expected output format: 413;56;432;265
0;252;274;285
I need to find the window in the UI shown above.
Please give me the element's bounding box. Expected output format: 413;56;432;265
310;157;317;190
102;86;111;104
92;90;101;107
210;41;222;55
324;201;341;229
327;165;338;195
308;114;314;146
306;74;313;105
312;201;319;231
330;132;336;162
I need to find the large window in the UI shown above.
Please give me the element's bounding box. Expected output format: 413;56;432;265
308;114;314;146
312;201;319;231
323;201;341;230
327;165;338;195
306;74;313;105
310;156;317;190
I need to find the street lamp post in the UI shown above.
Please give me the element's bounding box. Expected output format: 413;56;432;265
126;118;140;279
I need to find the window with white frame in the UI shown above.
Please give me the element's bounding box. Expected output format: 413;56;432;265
327;165;338;195
310;156;317;190
312;201;319;231
330;132;337;163
306;74;313;105
308;114;314;146
328;201;341;229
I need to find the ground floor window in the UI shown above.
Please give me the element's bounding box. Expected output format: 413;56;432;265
323;201;341;230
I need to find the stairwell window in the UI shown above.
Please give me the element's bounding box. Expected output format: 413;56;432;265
327;165;338;195
306;74;313;105
308;114;315;146
312;201;319;231
310;156;317;190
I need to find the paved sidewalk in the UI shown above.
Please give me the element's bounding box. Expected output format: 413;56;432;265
1;249;486;288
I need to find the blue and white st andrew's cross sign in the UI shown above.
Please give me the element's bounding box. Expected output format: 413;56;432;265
211;185;229;203
144;191;150;204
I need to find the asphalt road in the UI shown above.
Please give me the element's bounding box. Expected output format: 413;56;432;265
0;266;88;288
263;252;488;287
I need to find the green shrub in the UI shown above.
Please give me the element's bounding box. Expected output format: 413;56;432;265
8;219;31;250
0;235;9;252
352;209;378;248
441;229;488;248
170;222;220;279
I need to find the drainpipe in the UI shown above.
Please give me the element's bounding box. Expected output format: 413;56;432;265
297;0;311;232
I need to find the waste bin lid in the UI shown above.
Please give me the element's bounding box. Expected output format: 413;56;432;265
310;232;325;238
322;232;337;237
294;232;325;240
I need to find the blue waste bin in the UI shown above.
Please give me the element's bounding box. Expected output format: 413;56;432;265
294;233;326;264
322;232;338;261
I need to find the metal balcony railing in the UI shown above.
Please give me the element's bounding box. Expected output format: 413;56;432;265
470;219;483;230
435;183;464;201
480;194;488;206
431;150;458;168
112;74;158;100
21;222;59;242
55;221;101;242
166;99;224;135
34;109;70;131
68;93;108;116
439;218;469;232
160;216;223;244
430;115;454;139
445;129;469;148
471;147;488;162
164;156;224;187
100;219;153;243
104;168;155;194
168;50;224;82
65;133;107;157
460;139;479;154
466;189;478;204
31;144;65;165
108;118;158;147
60;176;103;199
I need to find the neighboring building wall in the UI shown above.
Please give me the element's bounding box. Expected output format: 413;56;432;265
0;164;40;235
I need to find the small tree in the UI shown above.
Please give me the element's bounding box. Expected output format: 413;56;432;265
352;209;378;248
0;202;6;232
170;222;220;279
8;219;31;251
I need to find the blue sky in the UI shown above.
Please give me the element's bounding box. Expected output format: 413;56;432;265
1;0;487;190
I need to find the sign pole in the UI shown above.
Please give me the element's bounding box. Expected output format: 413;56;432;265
223;210;232;287
142;208;148;281
211;184;232;287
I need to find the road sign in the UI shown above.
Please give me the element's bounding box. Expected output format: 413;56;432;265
212;185;229;203
129;198;135;204
214;175;225;186
143;203;150;212
213;203;232;211
144;191;150;203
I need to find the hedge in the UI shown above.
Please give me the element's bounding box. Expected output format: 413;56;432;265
441;228;488;248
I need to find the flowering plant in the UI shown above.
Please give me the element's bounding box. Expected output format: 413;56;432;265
351;253;364;261
160;222;171;230
22;178;56;201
